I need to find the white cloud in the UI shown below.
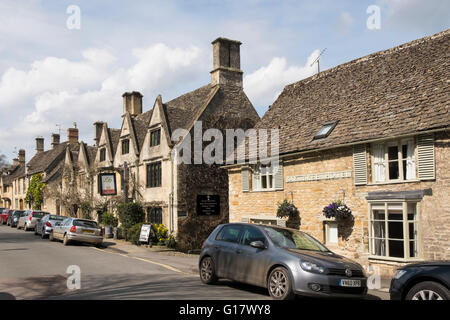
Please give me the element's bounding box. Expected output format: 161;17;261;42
336;12;354;35
0;43;205;161
243;50;319;110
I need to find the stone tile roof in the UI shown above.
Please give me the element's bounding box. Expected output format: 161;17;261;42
164;84;217;133
27;143;68;176
254;29;450;156
2;163;25;185
132;116;149;153
108;128;121;157
85;145;97;167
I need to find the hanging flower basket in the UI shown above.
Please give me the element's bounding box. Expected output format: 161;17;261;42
277;199;301;229
322;200;352;220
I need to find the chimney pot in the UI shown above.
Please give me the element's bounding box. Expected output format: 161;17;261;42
94;121;104;146
18;149;25;163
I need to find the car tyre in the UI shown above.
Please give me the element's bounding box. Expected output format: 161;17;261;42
41;229;47;239
406;281;450;300
24;225;28;231
267;267;295;300
49;231;55;242
199;256;218;285
63;234;70;246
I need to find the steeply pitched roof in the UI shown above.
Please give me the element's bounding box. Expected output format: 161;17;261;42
108;128;121;157
2;163;25;185
254;29;450;156
164;84;217;133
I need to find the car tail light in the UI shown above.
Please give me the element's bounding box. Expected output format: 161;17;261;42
70;226;76;233
29;216;32;221
99;228;103;236
46;222;52;227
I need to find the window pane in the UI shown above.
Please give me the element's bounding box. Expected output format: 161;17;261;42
407;203;416;220
402;144;408;159
409;241;417;258
373;238;386;256
216;225;242;243
408;222;417;240
241;226;266;245
372;221;385;238
261;175;267;189
389;161;399;179
388;146;398;160
388;211;403;220
388;240;404;258
373;210;385;220
388;221;403;239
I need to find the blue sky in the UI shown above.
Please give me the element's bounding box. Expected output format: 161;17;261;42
0;0;449;162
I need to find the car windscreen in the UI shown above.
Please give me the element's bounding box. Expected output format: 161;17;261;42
14;211;25;216
49;215;65;221
263;226;329;252
73;220;98;228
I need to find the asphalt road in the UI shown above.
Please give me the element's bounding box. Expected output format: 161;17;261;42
0;225;386;300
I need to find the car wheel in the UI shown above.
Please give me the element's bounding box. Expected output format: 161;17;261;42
267;267;295;300
199;257;218;284
63;234;70;246
41;229;47;239
24;225;28;231
406;281;450;300
49;231;55;242
34;228;38;235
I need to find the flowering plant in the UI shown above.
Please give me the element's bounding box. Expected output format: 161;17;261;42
276;199;299;218
322;200;352;220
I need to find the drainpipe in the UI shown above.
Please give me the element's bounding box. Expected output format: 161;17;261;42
169;151;174;233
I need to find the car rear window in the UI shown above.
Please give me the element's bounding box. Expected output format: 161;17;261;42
73;220;98;228
32;212;48;218
49;215;65;221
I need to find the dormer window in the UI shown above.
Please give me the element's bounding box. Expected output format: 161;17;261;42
314;121;338;140
150;128;161;147
99;148;106;162
121;139;130;155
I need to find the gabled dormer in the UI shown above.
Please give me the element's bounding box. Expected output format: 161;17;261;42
114;112;140;167
95;123;119;168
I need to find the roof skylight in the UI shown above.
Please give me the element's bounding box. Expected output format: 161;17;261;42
314;121;338;140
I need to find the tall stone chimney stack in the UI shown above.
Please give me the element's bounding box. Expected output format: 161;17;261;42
51;133;60;149
210;38;243;88
122;91;143;117
18;149;25;163
35;137;44;153
93;121;104;146
67;123;79;147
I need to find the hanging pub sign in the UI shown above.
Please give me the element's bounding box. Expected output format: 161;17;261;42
99;173;117;196
197;194;220;216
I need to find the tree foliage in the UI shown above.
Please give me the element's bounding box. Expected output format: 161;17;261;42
25;174;46;209
117;202;145;232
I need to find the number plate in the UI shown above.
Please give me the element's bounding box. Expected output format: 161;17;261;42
83;229;94;234
339;279;361;287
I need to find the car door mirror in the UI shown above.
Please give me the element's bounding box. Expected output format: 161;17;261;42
250;241;266;249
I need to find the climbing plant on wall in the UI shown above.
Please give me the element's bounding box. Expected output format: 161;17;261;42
25;173;46;210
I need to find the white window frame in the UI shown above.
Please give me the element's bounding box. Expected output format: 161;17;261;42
368;200;422;262
324;221;339;245
252;164;274;191
371;138;416;183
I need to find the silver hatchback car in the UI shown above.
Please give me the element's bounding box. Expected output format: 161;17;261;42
50;218;103;247
35;214;66;239
17;210;49;231
199;223;367;300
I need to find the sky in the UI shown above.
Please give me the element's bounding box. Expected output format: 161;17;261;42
0;0;449;163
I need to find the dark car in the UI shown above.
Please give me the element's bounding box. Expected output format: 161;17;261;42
199;223;367;300
390;261;450;300
8;210;26;228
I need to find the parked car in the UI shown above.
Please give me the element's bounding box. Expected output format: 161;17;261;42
17;210;49;231
50;218;103;247
199;223;367;300
0;208;11;224
8;210;26;228
35;214;66;239
390;261;450;300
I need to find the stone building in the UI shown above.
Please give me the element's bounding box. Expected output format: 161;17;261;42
88;37;260;238
0;149;26;209
226;30;450;276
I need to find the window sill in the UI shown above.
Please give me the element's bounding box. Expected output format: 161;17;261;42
245;189;281;193
368;255;424;264
367;179;421;186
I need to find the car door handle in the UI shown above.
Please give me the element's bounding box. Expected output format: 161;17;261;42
236;249;242;254
214;246;220;249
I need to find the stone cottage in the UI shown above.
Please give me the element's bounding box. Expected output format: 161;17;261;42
90;37;260;239
226;30;450;276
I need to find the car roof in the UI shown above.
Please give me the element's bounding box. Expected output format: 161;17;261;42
220;222;299;232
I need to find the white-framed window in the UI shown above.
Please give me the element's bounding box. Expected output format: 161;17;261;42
252;164;274;191
368;201;420;261
324;221;338;245
371;139;416;183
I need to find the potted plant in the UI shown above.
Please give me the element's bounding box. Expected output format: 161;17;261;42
276;199;301;229
322;200;352;220
101;212;118;238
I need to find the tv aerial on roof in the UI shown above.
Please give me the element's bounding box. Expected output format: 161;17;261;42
310;48;327;74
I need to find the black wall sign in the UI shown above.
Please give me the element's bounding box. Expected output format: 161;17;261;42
197;195;220;216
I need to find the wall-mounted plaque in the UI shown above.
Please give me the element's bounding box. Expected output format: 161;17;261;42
197;195;220;216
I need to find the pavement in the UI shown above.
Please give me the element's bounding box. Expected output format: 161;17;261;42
0;225;391;300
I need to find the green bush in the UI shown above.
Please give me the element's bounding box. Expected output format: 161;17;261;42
127;223;144;245
117;202;145;233
165;234;176;248
101;212;118;227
